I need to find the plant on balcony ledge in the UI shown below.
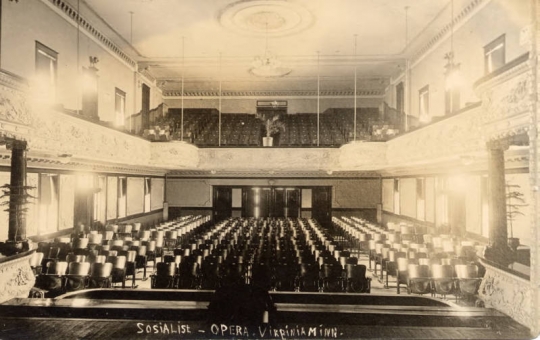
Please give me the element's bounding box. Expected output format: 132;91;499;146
256;112;285;147
506;182;527;252
0;183;35;256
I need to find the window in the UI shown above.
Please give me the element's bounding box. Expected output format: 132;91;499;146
435;177;449;227
118;177;127;218
144;178;151;212
416;178;425;221
484;35;505;74
393;179;400;214
93;176;106;224
35;41;58;103
38;174;59;234
115;88;126;127
419;85;430;123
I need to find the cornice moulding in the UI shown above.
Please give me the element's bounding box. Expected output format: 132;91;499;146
409;0;490;69
42;0;136;69
163;89;385;98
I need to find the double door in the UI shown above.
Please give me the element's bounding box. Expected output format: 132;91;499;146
243;187;300;218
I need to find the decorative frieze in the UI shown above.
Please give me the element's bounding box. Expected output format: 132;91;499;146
198;147;339;171
478;259;534;333
0;251;35;304
339;142;387;170
29;108;151;167
386;105;484;167
150;142;199;168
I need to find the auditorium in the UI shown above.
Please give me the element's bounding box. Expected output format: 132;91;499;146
0;0;537;339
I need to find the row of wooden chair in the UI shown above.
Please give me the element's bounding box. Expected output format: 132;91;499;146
32;260;122;297
333;216;484;300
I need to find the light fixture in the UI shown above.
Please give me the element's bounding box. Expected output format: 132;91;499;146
249;20;291;78
89;56;99;69
444;0;462;92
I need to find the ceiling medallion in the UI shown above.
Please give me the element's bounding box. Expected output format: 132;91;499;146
218;0;314;37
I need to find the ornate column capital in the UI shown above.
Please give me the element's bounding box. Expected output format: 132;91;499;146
486;138;510;151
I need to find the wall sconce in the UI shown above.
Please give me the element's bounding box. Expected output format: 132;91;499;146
89;56;99;69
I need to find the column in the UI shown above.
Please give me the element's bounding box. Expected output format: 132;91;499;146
484;140;514;265
7;139;27;241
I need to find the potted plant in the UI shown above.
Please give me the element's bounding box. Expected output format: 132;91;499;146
257;113;286;147
0;183;35;256
506;182;527;251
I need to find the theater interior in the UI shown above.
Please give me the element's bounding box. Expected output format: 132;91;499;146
0;0;538;339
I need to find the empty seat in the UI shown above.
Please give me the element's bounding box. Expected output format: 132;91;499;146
151;262;177;289
64;261;91;292
29;251;44;276
88;262;113;288
431;264;455;298
109;255;127;288
407;264;431;295
455;264;482;301
345;264;370;293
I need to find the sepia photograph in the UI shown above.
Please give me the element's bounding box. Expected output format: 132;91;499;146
0;0;537;339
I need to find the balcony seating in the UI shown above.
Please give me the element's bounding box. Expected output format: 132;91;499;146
164;108;386;147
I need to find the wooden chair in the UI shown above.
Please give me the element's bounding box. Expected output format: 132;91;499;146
64;261;91;292
29;251;44;276
35;260;68;297
345;264;370;293
109;255;127;288
431;264;455;299
455;264;482;301
88;262;113;288
295;262;319;292
407;264;431;295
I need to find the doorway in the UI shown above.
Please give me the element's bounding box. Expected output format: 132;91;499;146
213;187;232;222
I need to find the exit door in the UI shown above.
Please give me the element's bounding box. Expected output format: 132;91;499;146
213;187;232;222
312;187;332;227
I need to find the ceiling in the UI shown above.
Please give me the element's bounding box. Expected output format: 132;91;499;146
79;0;457;95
